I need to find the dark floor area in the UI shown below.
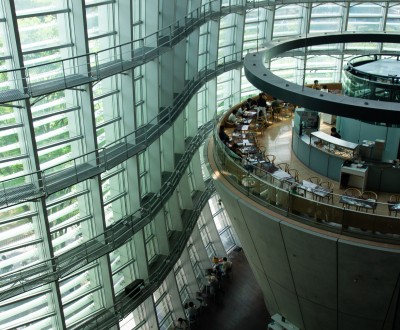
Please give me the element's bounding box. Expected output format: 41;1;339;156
192;249;270;330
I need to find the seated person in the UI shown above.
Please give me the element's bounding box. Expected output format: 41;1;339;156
312;79;321;90
321;85;329;92
218;125;230;144
227;111;237;123
331;127;341;139
237;106;244;117
245;98;253;110
290;184;303;196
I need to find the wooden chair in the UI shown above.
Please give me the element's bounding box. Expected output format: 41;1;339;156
358;191;378;213
257;116;268;128
341;188;362;209
344;187;361;197
255;123;264;136
307;176;321;185
388;194;400;217
288;168;299;182
318;181;334;203
258;145;266;154
264;154;276;164
277;162;290;172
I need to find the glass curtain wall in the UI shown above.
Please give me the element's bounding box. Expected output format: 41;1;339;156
0;0;399;328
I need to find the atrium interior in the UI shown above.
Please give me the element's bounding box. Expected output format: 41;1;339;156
1;0;400;329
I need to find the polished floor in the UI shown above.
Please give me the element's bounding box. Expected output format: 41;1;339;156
191;249;270;330
193;116;396;329
241;115;394;215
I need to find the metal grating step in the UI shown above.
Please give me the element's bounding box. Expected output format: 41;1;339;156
132;46;158;64
0;182;42;209
94;60;135;80
0;89;28;103
29;74;96;97
99;142;144;170
57;239;105;277
45;163;100;195
135;124;158;146
0;263;54;302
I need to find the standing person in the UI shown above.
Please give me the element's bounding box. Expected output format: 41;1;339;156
330;127;341;139
257;92;267;118
271;97;281;120
187;302;197;322
221;257;232;274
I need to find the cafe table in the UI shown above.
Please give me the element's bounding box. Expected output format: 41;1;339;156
270;169;294;189
339;195;377;212
238;146;259;155
298;180;330;199
235;124;249;133
388;203;400;217
243;110;257;118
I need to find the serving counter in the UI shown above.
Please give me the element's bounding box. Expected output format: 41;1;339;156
292;129;400;192
292;130;348;181
310;131;359;160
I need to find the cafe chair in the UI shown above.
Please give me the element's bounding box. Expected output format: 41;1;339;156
388;194;400;217
307;176;322;185
341;187;362;209
358;191;378;213
257;116;268;128
288;168;299;182
264;154;276;164
258;145;266;154
277;162;290;172
318;181;334;203
255;123;264;136
344;187;361;197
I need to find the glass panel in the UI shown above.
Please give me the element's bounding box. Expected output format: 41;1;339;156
14;0;66;15
0;292;53;329
62;265;104;327
86;3;115;39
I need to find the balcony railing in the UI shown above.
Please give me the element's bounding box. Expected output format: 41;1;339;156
212;125;400;243
72;180;215;330
0;0;266;104
0;51;242;210
0;120;214;303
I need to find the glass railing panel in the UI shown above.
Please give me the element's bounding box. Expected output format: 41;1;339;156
213;121;400;239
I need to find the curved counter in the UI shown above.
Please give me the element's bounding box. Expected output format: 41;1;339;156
208;132;400;330
292;131;400;193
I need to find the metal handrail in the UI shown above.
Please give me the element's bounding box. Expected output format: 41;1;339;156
73;180;215;330
0;51;243;209
0;120;214;302
212;121;400;242
0;0;262;101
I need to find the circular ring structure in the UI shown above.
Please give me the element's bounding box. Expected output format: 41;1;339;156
244;32;400;124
